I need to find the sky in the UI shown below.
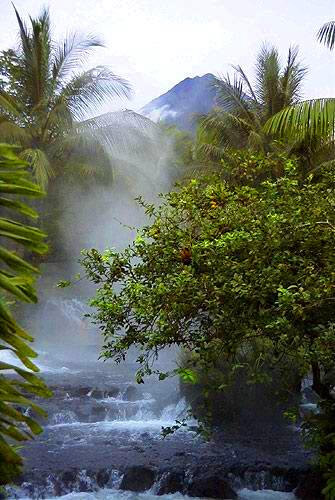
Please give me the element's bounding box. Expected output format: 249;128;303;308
0;0;334;113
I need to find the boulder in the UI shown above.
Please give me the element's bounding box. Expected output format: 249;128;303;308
123;385;141;401
120;466;157;492
157;471;185;494
96;469;110;488
188;474;237;499
295;471;324;499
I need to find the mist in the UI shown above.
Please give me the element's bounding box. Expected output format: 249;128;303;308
8;111;179;370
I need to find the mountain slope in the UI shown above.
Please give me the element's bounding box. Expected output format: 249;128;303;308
140;73;217;132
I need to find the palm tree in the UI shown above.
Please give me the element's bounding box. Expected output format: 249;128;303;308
195;45;307;162
265;21;335;147
0;144;50;485
0;6;131;189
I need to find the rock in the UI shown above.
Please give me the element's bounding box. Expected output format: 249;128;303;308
105;386;120;398
61;469;78;486
91;404;107;420
89;389;104;399
188;474;237;499
301;387;319;404
96;469;110;488
295;471;324;499
123;385;141;401
157;471;185;495
73;387;91;397
120;466;157;492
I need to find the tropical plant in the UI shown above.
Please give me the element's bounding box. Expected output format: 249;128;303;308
196;45;307;161
265;21;335;148
0;6;130;189
80;151;335;497
318;21;335;51
0;144;50;485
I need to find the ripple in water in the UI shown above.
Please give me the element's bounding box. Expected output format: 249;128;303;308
16;488;296;499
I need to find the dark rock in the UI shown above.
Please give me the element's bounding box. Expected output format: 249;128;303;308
123;385;141;401
157;471;185;495
188;475;237;499
301;387;319;404
89;389;104;399
73;387;91;397
120;466;157;492
105;386;120;398
91;404;107;420
96;469;110;488
295;471;324;499
61;469;77;486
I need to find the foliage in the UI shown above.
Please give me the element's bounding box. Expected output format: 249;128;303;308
81;152;334;382
265;21;335;148
161;125;194;167
302;399;335;500
81;151;335;494
0;6;130;188
196;45;306;160
318;21;335;51
0;144;50;485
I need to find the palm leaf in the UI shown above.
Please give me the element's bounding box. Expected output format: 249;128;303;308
61;67;131;120
0;144;50;484
52;33;103;87
265;98;335;140
317;20;335;50
21;148;55;188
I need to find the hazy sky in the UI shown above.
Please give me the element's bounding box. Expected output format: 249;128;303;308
0;0;334;112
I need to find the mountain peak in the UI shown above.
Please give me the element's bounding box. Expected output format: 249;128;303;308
140;73;217;132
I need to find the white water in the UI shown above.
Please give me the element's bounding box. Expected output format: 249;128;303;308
47;396;189;432
17;488;296;499
4;297;298;500
238;490;295;499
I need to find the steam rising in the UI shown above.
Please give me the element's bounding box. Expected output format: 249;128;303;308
20;110;178;368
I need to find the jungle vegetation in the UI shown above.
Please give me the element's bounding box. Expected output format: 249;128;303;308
0;6;334;497
81;21;335;499
0;6;130;189
0;144;50;485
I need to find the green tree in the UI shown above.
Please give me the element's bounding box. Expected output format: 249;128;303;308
265;21;335;148
0;6;130;189
196;45;306;161
81;152;335;497
0;144;50;485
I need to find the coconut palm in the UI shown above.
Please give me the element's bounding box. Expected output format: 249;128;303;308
265;21;335;146
0;6;131;189
195;45;307;162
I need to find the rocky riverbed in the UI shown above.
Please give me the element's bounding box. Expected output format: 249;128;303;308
5;356;317;500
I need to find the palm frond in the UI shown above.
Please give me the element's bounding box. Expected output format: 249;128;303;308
280;46;307;106
264;98;335;140
0;144;50;483
12;5;31;57
78;110;159;162
232;64;258;103
317;20;335;50
21;148;55;188
0;90;22;118
214;74;258;127
60;66;131;120
14;6;52;106
52;33;103;88
255;44;281;116
0;122;31;147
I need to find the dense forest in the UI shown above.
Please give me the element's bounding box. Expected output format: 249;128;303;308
0;6;334;500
